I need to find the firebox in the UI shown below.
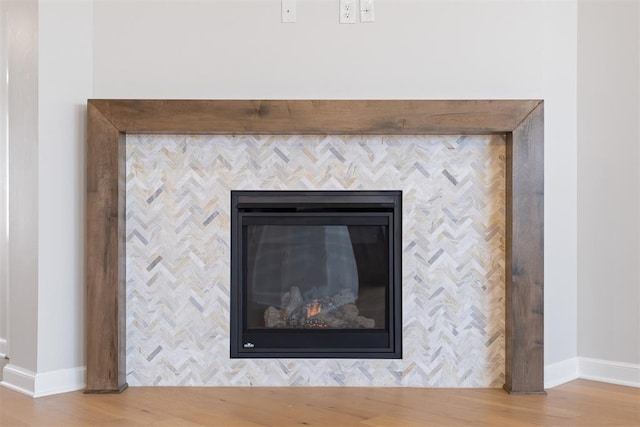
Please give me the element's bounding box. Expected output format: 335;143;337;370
230;190;402;358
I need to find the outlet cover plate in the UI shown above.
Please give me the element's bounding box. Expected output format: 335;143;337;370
340;0;357;24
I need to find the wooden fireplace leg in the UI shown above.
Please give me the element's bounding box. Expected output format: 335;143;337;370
504;102;546;394
85;103;128;393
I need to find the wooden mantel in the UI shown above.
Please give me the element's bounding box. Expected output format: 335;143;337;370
86;100;544;394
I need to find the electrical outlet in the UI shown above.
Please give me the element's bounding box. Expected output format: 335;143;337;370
340;0;357;24
360;0;374;23
282;0;296;23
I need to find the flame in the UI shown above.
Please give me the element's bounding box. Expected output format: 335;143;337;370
306;299;322;318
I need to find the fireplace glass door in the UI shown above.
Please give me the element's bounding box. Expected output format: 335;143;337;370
230;191;401;358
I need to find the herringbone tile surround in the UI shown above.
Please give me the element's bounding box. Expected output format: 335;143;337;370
126;134;505;387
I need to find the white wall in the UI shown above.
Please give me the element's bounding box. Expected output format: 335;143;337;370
0;0;584;396
37;0;92;374
93;0;579;367
578;1;640;366
0;0;9;359
3;0;39;375
1;0;92;396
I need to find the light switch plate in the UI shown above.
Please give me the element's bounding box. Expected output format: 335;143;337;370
282;0;296;23
360;0;374;23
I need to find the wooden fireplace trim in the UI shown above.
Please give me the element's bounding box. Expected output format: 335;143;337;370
85;100;544;394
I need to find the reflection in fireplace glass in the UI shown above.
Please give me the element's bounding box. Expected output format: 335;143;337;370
245;224;388;330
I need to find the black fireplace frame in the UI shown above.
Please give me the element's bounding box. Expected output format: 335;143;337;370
230;190;402;359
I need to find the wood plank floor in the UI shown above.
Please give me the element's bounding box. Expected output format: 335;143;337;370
0;380;638;426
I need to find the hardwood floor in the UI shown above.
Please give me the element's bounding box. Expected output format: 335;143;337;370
0;380;638;426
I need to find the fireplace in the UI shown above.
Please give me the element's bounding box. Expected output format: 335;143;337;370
86;100;544;393
230;191;402;358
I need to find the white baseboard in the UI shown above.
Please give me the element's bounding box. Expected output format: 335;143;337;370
2;358;636;396
1;364;36;396
0;338;7;359
579;357;640;388
1;364;86;397
545;357;579;388
33;366;86;397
